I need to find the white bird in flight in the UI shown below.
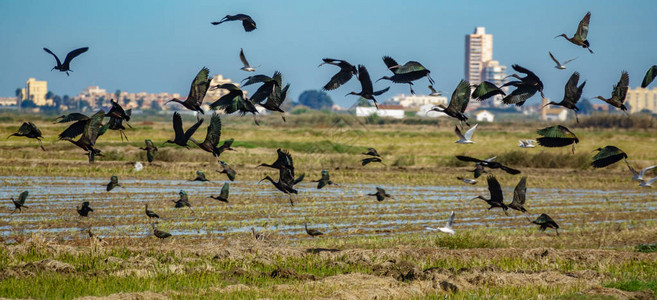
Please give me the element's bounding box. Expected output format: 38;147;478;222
428;85;442;96
134;162;143;172
239;48;259;72
425;211;455;235
455;124;478;144
518;139;536;148
549;51;577;70
457;176;477;185
626;161;657;182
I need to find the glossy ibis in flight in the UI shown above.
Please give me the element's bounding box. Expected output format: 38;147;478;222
368;187;393;201
208;182;230;203
55;113;89;123
191;171;209;182
166;67;210;118
508;176;528;213
58;111;107;163
378;56;434;94
312;170;335;189
172;190;192;209
362;148;381;157
218;160;236;181
543;72;586;123
76;201;93;217
191;113;225;157
531;213;560;235
592;146;627;168
472;176;509;215
319;58;357;91
457;155;520;175
10;191;29;213
140;139;158;163
347;65;390;109
211;14;257;32
165;112;203;148
556;11;593;53
536;125;579;154
594;71;629;114
502;65;545;106
43;47;88;75
429;80;471;127
210;83;260;125
8;122;45;151
106;175;121;191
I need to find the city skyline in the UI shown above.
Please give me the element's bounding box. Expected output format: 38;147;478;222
1;1;656;108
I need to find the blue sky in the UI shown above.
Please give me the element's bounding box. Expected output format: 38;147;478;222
0;0;655;107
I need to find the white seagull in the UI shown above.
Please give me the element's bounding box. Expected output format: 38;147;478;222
626;161;657;182
549;51;577;70
455;124;478;144
457;176;477;185
134;162;143;172
425;211;455;235
639;177;657;187
518;139;536;148
239;48;259;72
428;85;442;96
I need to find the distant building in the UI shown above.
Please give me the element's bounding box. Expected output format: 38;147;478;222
482;60;508;106
465;27;493;85
25;78;51;106
204;74;243;103
544;108;569;121
73;86;180;110
474;110;495;122
391;93;448;108
356;105;405;119
0;97;18;106
625;86;657;114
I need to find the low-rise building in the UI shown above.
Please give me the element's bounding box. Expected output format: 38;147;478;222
0;97;18;106
544;108;569;121
356;105;405;119
474;110;495;122
625;86;657;114
391;94;448;108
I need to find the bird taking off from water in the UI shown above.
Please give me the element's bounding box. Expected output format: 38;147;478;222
555;11;593;53
425;211;455;235
454;124;478;144
239;48;259;72
531;214;560;235
10;191;29;214
8;122;45;151
211;14;256;32
43;47;88;75
208;182;230;203
548;52;577;70
472;176;509;215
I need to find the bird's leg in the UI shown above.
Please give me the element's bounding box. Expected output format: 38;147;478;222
280;114;286;122
373;100;379;110
38;139;45;151
575;111;579;124
588;48;594;54
409;84;415;95
253;115;260;126
288;194;294;206
571;144;575;155
555;228;560;236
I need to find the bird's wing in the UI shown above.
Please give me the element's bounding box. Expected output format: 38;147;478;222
563;72;581;105
172;112;185;141
562;57;577;65
361;157;381;166
454;125;466;140
84;111;106;144
472;81;505;101
639;165;657;177
548;52;560;66
62;47;89;67
239;48;250;68
242;75;272;87
446;211;455;228
641;65;657;88
210;90;243;113
447;80;471;113
487;176;504;203
592;146;627;168
15;122;32;136
43;48;62;66
373;87;390;96
625;160;638;176
356;65;374;93
203;113;222;147
241;17;257;32
18;191;28;205
220;182;230;199
502;85;537;106
537;125;578;140
59;119;87;140
463;124;478;140
511;64;535;77
396;61;428;74
575;11;591;40
382;56;400;72
188;67;211;107
250;82;275;104
324;67;355;91
512;176;527;206
184;118;204;142
612;71;630;102
456;155;482;163
647;177;657;185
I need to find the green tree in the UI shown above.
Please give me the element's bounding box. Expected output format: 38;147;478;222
298;90;333;110
150;99;161;110
115;90;122;102
46;91;55;100
15;88;22;99
576;98;594;115
355;97;372;107
21;99;36;108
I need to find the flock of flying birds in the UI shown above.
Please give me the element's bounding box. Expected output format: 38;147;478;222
6;12;657;239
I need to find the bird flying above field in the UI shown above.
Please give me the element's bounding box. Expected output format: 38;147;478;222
549;52;577;70
472;176;509;215
626;161;657;182
454;124;478;144
378;56;434;95
543;72;586;123
592;146;627;168
43;47;88;75
536;125;579;154
211;14;257;32
8;122;45;151
425;211;455;235
594;71;629;114
319;58;358;91
555;11;593;53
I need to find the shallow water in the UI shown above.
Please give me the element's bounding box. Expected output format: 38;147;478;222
0;176;655;240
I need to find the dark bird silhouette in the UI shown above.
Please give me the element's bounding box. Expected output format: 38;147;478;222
260;167;304;206
172;190;192;209
362;148;381;157
594;71;629;114
166;67;210;117
502;65;545;106
107;175;121;191
210;83;259;125
191;171;209;182
536;125;579;154
218;160;236;181
543;72;586;123
208;182;230;203
239;48;259;72
10;191;29;213
165;112;204;148
43;47;88;75
152;224;172;239
508;177;528;213
55;113;89;123
456;155;520;175
347;65;390;109
471;162;489;179
472;176;509;215
312;170;334;189
76;201;93;217
362;157;385;166
259;149;294;172
368;187;393;201
57;111;107;163
105;99;132;141
8;122;45;151
531;213;559;235
471;81;506;101
145;204;159;219
429;80;471;127
260;82;289;122
190;113;225;157
319;58;358;91
216;138;235;156
641;65;657;88
242;71;282;104
556;11;593;54
211;14;256;32
378;56;434;94
592;146;627;168
252;227;265;240
140;139;158;163
305;223;324;237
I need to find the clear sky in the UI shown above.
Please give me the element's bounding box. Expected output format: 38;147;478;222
1;0;655;107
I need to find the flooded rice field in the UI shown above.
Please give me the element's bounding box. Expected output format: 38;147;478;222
1;176;656;241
